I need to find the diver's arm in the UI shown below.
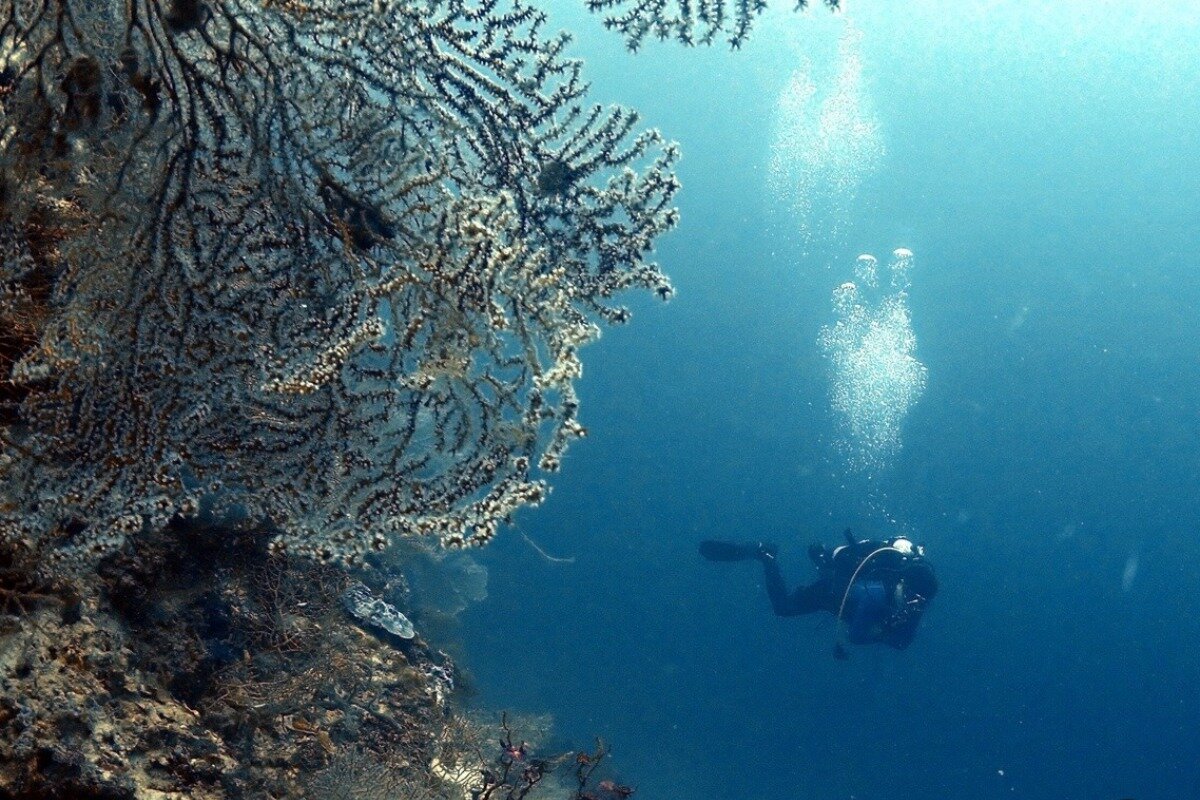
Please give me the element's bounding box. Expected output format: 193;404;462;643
881;562;936;649
881;597;926;649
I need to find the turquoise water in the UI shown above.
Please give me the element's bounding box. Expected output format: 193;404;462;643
458;3;1200;798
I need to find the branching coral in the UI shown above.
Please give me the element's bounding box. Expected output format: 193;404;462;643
0;0;679;573
587;0;840;50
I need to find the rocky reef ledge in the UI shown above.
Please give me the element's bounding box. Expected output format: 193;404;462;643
0;521;458;799
0;522;635;800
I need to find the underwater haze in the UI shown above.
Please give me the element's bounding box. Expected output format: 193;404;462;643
458;2;1200;799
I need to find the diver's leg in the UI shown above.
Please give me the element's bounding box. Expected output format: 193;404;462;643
791;581;830;615
762;556;824;616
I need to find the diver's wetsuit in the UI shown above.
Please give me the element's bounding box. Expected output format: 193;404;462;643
702;533;938;650
762;537;937;649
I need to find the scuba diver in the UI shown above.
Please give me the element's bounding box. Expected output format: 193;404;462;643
700;530;937;658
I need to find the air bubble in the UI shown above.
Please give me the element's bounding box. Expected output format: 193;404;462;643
768;25;884;247
819;249;927;475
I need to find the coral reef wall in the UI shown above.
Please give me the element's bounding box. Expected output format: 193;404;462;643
0;0;679;570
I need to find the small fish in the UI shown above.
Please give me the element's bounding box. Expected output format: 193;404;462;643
342;581;415;639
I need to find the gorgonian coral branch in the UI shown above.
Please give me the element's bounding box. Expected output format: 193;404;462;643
0;0;679;571
587;0;839;50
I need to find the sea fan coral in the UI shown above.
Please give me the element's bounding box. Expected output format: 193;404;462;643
587;0;840;50
0;0;679;572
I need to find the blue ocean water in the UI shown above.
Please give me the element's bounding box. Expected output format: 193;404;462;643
457;3;1200;798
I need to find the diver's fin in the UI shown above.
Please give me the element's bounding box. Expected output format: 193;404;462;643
699;540;760;562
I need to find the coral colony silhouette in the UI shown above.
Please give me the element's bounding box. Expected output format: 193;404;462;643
0;0;680;573
588;0;841;49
